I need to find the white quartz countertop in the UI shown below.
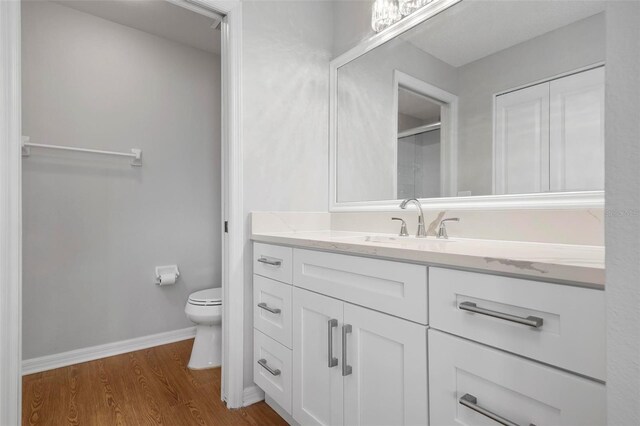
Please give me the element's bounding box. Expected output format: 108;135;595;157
251;231;605;287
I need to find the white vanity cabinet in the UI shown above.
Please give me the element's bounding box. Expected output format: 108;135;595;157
292;287;428;426
252;242;605;426
254;244;428;425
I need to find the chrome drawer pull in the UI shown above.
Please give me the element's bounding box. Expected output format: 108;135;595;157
257;302;281;314
341;324;352;376
459;301;543;328
328;319;338;368
257;358;281;376
460;394;536;426
257;257;282;267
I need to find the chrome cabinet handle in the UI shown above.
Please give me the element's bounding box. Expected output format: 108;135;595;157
257;302;281;314
341;324;352;376
328;319;338;368
257;257;282;267
459;394;536;426
459;301;543;328
257;358;281;376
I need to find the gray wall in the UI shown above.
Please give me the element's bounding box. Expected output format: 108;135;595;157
456;13;605;195
22;1;221;359
242;0;334;389
605;2;640;424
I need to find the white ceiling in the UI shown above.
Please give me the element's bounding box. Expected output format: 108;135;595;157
55;0;221;55
398;88;441;122
401;0;606;67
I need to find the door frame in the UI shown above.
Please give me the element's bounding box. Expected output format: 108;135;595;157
193;0;245;410
393;70;458;198
0;0;245;422
0;2;22;424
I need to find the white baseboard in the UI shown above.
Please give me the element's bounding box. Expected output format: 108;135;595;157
243;385;265;407
22;326;196;375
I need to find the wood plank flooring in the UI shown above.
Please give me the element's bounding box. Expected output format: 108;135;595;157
22;339;287;426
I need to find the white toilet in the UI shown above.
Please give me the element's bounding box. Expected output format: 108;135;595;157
185;287;222;370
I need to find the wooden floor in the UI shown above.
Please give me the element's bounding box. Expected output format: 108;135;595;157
22;339;287;426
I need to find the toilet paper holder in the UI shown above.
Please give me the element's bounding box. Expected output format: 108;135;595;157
155;265;180;286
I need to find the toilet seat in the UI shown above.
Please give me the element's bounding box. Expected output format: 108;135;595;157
188;288;222;306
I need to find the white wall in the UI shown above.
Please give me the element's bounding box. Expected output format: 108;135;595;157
241;0;334;389
332;0;375;58
456;13;605;195
605;1;640;424
21;1;221;359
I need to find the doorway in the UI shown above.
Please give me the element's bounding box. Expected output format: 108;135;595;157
394;70;458;198
0;0;246;423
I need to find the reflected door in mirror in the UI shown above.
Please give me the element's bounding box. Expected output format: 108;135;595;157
494;67;604;195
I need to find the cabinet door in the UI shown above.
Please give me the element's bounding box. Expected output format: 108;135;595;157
343;303;428;426
494;82;550;194
429;329;605;426
550;66;604;191
292;288;344;426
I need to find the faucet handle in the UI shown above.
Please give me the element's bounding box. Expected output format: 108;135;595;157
391;217;409;237
437;218;460;239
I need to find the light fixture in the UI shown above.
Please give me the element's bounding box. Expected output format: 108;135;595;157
371;0;401;33
372;0;433;33
399;0;432;16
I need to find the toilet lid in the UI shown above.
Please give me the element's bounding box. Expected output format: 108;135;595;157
188;288;222;306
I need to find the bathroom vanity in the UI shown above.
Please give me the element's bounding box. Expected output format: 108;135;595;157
251;0;609;424
251;234;605;426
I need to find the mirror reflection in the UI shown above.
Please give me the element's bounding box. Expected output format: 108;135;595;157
397;88;442;200
336;1;606;203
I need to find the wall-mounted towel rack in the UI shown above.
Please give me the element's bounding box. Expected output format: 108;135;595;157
21;136;142;167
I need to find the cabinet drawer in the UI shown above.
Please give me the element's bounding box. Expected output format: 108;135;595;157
254;243;293;284
254;275;292;348
429;330;605;426
293;249;428;324
429;267;605;380
254;330;292;414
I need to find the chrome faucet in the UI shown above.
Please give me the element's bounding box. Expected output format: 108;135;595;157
391;217;409;236
437;218;460;239
399;198;427;238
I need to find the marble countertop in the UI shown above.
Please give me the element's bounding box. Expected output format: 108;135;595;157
251;231;605;287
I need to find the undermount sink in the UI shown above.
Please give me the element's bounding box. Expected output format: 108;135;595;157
336;234;455;246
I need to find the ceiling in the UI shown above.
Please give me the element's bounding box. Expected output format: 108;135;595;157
398;88;441;123
55;0;221;55
401;0;606;67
